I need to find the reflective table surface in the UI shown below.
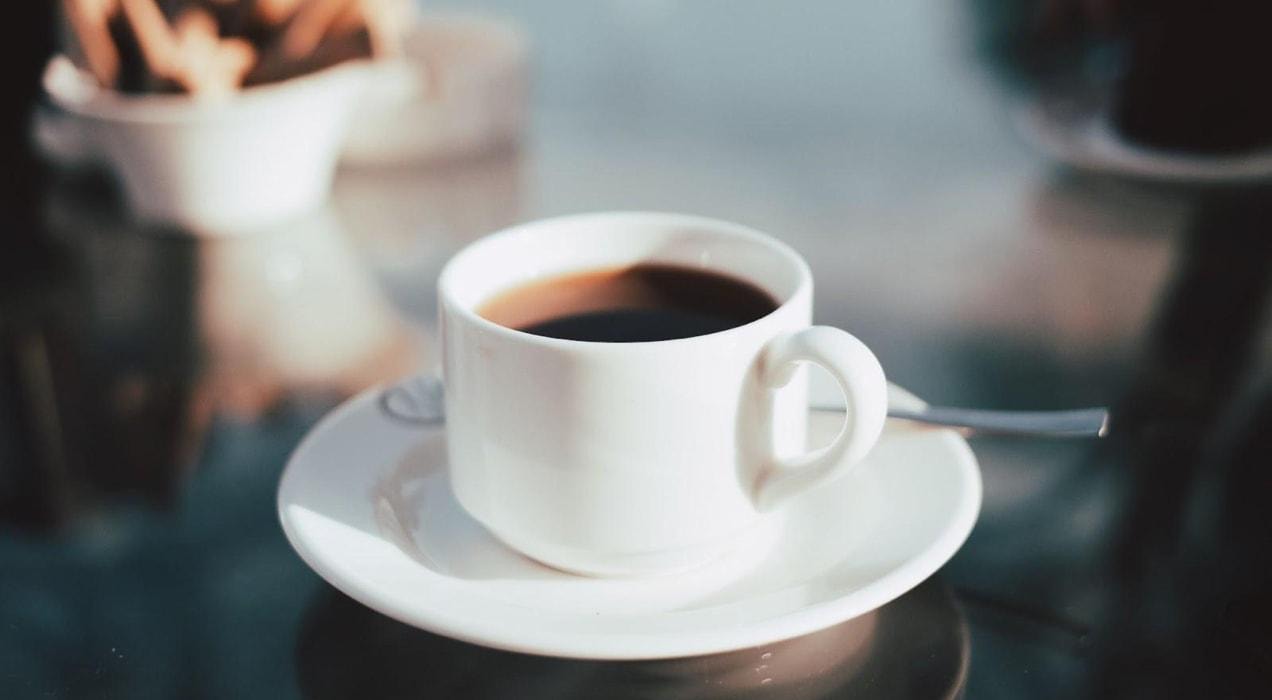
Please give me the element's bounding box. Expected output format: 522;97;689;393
3;1;1271;698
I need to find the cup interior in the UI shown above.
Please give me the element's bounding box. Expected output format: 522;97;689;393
440;212;809;315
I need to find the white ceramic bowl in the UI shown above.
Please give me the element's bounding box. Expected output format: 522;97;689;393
341;14;529;166
41;56;375;233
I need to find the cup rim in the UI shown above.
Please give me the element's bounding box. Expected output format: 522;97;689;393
438;211;813;350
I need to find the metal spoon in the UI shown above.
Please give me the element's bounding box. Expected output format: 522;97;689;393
382;376;1110;438
820;404;1109;438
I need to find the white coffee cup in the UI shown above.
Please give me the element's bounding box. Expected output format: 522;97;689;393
438;212;888;576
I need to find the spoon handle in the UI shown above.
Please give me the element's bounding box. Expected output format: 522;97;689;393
872;406;1110;438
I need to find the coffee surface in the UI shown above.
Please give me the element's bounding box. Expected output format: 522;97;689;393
478;263;778;342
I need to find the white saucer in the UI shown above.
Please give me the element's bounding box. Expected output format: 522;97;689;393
278;381;981;660
1015;88;1272;183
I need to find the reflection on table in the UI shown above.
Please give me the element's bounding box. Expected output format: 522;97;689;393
296;578;967;700
1;170;426;532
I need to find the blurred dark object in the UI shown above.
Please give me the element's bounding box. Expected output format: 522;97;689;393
971;0;1272;155
1097;188;1272;698
966;0;1125;92
0;239;78;530
1;0;55;236
0;0;56;526
0;173;207;532
1114;2;1272;154
0;166;422;533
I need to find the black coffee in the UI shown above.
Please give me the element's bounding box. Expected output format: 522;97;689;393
478;263;779;342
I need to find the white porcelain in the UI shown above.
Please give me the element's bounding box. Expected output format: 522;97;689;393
40;56;377;233
341;13;529;166
276;380;981;659
1016;89;1272;183
438;212;889;576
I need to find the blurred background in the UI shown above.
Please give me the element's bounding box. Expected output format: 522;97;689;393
2;1;1270;698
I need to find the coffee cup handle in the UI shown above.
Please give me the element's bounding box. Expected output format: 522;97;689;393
752;327;888;512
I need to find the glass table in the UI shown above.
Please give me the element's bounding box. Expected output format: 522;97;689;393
3;1;1269;697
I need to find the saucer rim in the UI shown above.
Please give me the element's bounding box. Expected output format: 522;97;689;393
278;383;982;660
1014;94;1272;183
